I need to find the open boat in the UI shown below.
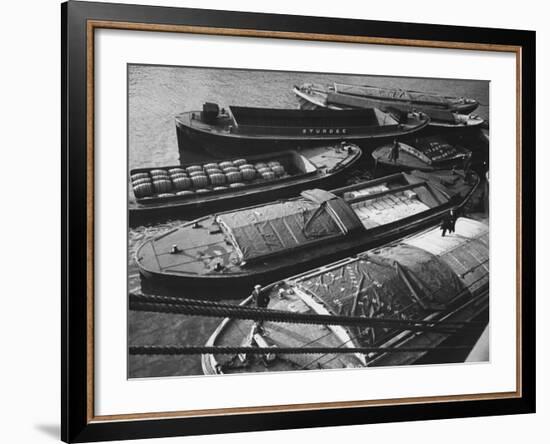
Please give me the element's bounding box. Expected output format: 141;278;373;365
202;217;489;375
136;169;479;294
175;103;429;163
129;143;362;227
372;137;472;171
293;83;483;128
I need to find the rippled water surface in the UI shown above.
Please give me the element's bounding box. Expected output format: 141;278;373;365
128;65;489;378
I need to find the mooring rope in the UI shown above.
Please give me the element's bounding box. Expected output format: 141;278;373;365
129;293;485;334
129;345;475;356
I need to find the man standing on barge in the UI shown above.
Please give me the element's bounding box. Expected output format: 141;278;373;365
440;209;457;237
388;138;400;163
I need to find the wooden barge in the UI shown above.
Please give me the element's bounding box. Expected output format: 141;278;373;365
129;143;362;227
175;103;429;163
293;83;484;128
135;169;479;295
372;137;472;171
202;217;489;375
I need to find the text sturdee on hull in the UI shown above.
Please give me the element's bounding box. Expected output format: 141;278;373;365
175;102;430;162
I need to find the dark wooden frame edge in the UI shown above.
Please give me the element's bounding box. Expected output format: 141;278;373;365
61;1;536;442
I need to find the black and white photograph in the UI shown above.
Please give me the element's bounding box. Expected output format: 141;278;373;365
128;65;490;378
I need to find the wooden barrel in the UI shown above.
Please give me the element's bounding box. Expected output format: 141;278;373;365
132;178;152;187
219;161;234;169
172;177;192;191
271;165;285;177
213;186;228;191
254;163;267;170
222;166;239;174
131;172;150;182
240;168;256;181
186;165;203;174
176;190;194;196
191;175;209;188
204;163;219;169
256;167;271;175
229;182;245;188
233;159;247;167
209;173;226;186
157;193;175;198
189;170;207;178
267;161;281;168
169;172;188;181
261;171;276;181
238;164;254;170
196;188;210;194
168;168;186;175
153;179;172;193
133;182;154;198
205;168;223;175
225;171;242;184
150;169;169;177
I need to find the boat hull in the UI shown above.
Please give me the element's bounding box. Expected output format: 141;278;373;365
129;161;358;227
129;145;362;227
200;217;489;374
293;87;483;128
138;197;476;298
175;111;429;163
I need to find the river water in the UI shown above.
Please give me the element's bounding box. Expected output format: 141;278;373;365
128;65;489;378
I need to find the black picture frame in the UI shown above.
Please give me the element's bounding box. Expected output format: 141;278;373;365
62;1;536;442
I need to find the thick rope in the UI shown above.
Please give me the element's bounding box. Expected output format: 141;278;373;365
129;292;486;334
129;345;475;356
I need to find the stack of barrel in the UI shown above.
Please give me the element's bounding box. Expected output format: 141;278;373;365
131;158;288;199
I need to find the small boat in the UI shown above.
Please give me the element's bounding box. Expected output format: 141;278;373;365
129;144;362;227
202;217;489;375
136;169;479;294
293;83;484;128
175;103;430;163
372;137;472;171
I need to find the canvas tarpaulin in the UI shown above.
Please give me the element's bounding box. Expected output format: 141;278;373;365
293;219;489;346
216;192;362;262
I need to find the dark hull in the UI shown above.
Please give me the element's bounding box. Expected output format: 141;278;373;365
374;128;489;175
129;163;357;227
373;158;465;173
176;116;428;164
412;309;489;366
138;191;478;298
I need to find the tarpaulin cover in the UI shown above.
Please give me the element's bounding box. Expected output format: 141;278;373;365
294;218;489;345
216;193;362;262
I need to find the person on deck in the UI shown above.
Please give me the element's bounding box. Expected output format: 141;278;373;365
253;284;270;309
440;209;457;237
388;138;400;163
253;284;270;331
